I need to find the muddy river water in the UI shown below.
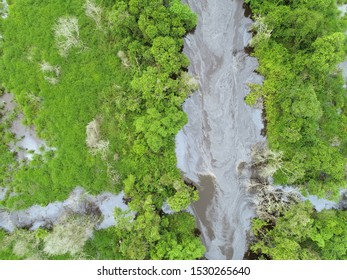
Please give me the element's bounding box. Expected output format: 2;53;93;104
175;0;264;259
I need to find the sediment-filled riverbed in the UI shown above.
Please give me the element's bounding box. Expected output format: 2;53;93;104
176;0;264;259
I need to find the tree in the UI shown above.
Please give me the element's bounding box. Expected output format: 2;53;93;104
309;32;346;75
151;36;188;74
168;181;199;211
169;0;197;32
249;15;272;47
150;212;205;260
251;202;347;259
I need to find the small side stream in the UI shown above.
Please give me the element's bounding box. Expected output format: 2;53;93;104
0;187;128;232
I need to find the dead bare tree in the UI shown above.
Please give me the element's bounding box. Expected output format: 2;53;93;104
53;16;82;57
43;214;98;256
249;15;272;47
85;0;103;29
86;118;109;159
249;182;300;222
39;61;61;84
117;50;131;68
251;142;294;178
248;142;300;222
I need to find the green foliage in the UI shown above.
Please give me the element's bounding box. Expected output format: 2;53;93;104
0;230;21;260
247;0;347;261
83;227;124;260
167;181;199;211
0;0;203;260
0;101;17;189
250;202;347;260
151;36;188;73
150;212;205;260
244;84;263;106
113;208;205;260
310;32;346;75
247;0;347;199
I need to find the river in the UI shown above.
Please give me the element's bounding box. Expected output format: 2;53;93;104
175;0;264;259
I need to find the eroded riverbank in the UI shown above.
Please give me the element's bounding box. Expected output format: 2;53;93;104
176;0;264;259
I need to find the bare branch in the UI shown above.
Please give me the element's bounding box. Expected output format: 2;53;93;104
85;0;103;29
86;118;109;159
53;16;81;57
117;50;131;68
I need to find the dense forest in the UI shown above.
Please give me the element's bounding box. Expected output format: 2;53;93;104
246;0;347;259
0;0;205;259
1;0;347;261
